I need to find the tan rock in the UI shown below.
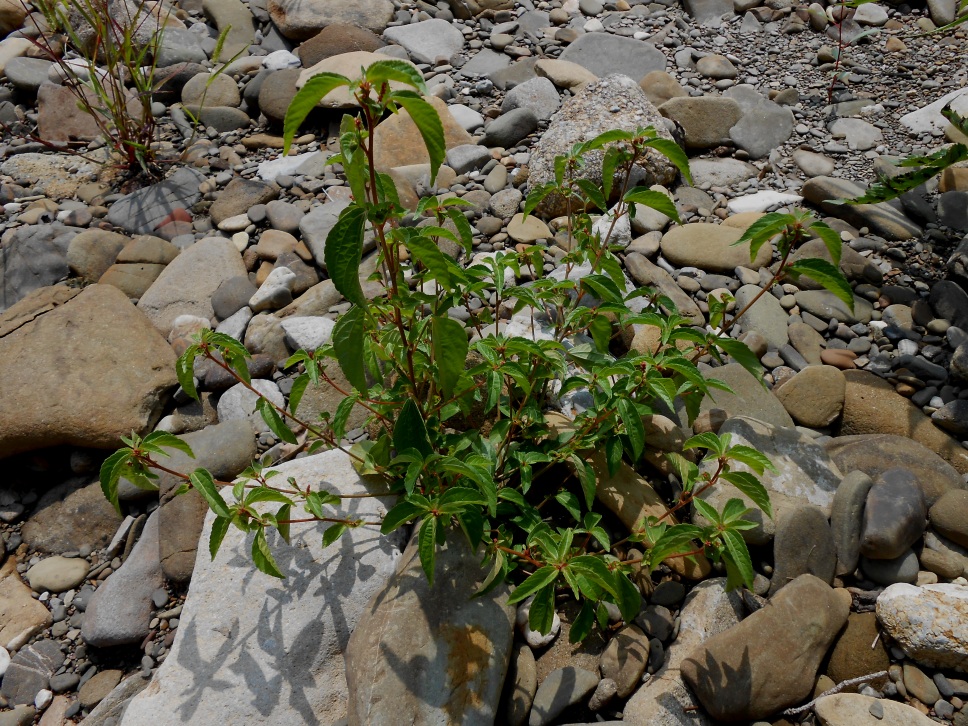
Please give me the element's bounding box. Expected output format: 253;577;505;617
721;211;765;230
534;58;598;90
0;284;176;457
297;51;422;108
839;370;968;474
507;213;551;243
775;365;846;428
638;70;688;107
372;95;473;172
816;693;936;726
0;557;53;651
660;223;773;274
940;166;968;192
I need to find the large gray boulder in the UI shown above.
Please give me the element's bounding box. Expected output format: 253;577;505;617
119;450;405;726
529;75;678;218
345;528;515;725
0;284;176;458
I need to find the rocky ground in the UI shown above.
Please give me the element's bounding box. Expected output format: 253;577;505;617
0;0;967;723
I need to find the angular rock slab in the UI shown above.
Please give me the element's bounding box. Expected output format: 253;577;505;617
0;558;52;652
345;529;515;725
119;450;405;726
106;168;206;235
816;693;938;726
697;416;843;544
0;284;176;458
876;582;968;672
681;574;849;721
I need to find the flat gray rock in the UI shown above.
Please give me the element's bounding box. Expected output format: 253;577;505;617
383;19;465;64
0;224;79;312
119;450;406;726
725;85;794;159
106;168;206;235
559;34;665;82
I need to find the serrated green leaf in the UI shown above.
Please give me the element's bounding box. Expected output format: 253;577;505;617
365;59;427;93
209;516;230;560
322;522;348;547
381;498;426;534
727;444;777;475
508;565;559;605
808;219;843;267
692;497;721;526
394;399;433;459
433;315;469;399
257;397;298;444
617;398;645;461
175;351;198;401
787;258;855;312
99;449;131;514
732;212;789;263
643;137;692;185
390;91;445;185
283;72;350;154
325;205;367;308
190;468;231;519
623;188;680;224
569;599;596;643
722;529;754;590
682;431;726;456
288;373;310;415
720;470;773;519
276;503;291;544
528;583;556;635
332;306;368;394
142;431;194;458
615;571;643;621
418;516;438;584
252;528;285;578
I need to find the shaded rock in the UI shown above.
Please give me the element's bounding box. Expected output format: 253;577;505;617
837;370;968;475
659;96;742;149
829;470;874;576
0;639;62;706
297;23;385;67
119;450;405;726
876;582;968;672
558;34;665;80
802;176;922;242
137;237;246;336
681;574;849;721
82;511;163;647
860;468;927;560
769;504;837;595
733;283;789;348
480;108;539;148
683;0;733;25
22;482;121;554
502;644;537;726
623;578;744;726
210;178;278;226
861;550;920;585
346;528;514;726
79;670;123;709
825;612;890;688
0;223;78;313
529;667;600;726
599;625;650;698
930;489;968;548
697;416;842;544
724;84;795;159
0;284;176;458
695;362;794;430
528;75;677;218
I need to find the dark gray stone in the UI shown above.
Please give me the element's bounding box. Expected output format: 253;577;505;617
769;504;837;595
0;224;79;312
830;470;874;576
860;468;927;560
860;549;919;585
933;400;968;438
0;639;63;705
480;108;539;148
5;58;53;95
682;0;733;25
939;192;968;233
211;275;258;320
529;667;600;726
931;280;968;331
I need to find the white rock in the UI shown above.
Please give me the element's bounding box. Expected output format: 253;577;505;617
0;646;9;677
727;190;803;214
215;306;253;341
217;213;251;233
876;582;968;672
231;231;249;251
216;379;286;433
592;203;632;249
382;19;464;65
899;87;968;135
35;688;52;709
853;2;888;25
280;316;336;351
257;152;323;182
118;450;406;726
262;50;301;71
583;18;604;31
447;103;485;132
516;599;562;649
0;37;31;76
249;267;297;313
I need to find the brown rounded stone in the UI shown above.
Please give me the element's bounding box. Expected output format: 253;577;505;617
825;612;890;689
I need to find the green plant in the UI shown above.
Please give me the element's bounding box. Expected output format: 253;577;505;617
28;0;169;177
100;62;806;640
838;104;968;205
